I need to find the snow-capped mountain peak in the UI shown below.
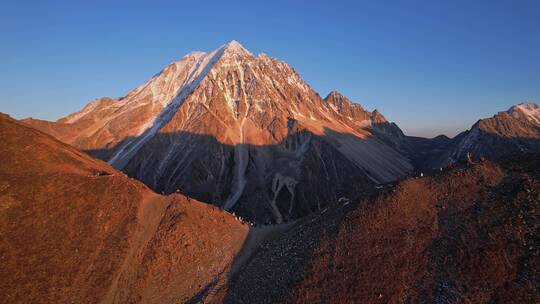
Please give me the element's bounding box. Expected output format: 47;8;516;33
325;90;347;99
219;40;253;57
23;41;413;224
507;102;540;125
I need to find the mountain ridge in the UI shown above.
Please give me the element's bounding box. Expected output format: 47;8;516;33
0;113;250;303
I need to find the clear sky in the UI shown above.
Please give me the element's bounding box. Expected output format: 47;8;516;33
1;0;539;137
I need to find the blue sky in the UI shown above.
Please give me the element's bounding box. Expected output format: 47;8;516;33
1;0;539;137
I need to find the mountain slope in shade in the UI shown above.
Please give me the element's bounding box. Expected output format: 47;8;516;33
322;90;457;170
0;113;249;304
23;41;413;223
429;102;540;168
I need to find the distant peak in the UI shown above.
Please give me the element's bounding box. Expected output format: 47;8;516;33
432;134;451;141
507;102;539;113
220;40;252;56
324;90;349;102
227;40;243;47
515;101;538;108
507;102;540;124
328;90;343;97
183;51;207;58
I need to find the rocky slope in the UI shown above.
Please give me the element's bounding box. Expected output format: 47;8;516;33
323;90;441;168
23;41;413;223
427;102;540;169
222;156;540;303
0;113;249;304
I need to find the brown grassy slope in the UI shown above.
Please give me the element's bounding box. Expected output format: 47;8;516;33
20;117;82;144
0;113;249;304
294;157;539;303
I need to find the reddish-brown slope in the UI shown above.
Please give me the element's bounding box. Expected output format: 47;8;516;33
0;113;249;304
20;117;83;143
223;156;539;303
293;158;539;303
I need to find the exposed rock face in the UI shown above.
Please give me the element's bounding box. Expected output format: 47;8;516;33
429;102;540;168
0;113;249;304
325;91;407;136
323;91;437;169
23;41;413;223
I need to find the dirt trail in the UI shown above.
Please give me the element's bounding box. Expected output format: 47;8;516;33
102;192;172;303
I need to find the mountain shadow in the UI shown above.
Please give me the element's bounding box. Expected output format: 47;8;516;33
85;125;412;224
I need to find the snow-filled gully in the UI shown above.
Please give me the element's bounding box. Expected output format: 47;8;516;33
223;66;251;212
107;47;226;169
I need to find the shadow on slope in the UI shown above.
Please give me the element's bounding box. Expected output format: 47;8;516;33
369;120;455;171
85;126;411;224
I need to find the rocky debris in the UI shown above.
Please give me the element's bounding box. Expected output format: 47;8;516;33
222;194;370;304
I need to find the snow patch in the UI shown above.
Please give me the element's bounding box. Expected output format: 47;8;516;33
509;103;540;124
270;173;297;223
222;61;252;211
63;100;102;124
223;40;253;56
108;47;227;169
